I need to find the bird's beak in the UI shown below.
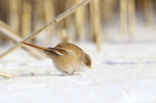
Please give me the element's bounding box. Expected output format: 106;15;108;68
22;42;50;52
88;65;92;68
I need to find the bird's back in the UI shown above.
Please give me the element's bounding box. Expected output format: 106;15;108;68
55;43;84;55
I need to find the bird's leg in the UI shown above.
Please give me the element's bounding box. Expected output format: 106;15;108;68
57;72;73;76
59;73;68;76
66;72;80;76
0;72;14;78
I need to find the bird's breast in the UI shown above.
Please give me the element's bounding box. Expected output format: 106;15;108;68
50;55;80;74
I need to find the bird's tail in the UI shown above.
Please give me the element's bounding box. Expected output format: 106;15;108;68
22;42;48;51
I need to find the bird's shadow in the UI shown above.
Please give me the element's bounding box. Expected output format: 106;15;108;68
0;73;81;79
18;72;80;77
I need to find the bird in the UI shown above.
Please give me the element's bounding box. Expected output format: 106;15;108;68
22;42;92;75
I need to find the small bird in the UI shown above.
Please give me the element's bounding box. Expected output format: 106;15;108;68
22;42;92;75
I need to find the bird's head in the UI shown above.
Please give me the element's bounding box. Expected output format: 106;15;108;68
81;53;92;68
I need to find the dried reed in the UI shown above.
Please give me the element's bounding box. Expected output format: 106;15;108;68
74;0;85;40
0;72;14;78
0;21;45;59
0;0;155;52
128;0;136;39
9;0;20;32
89;0;101;50
21;0;31;37
120;0;127;39
0;0;91;59
143;0;154;25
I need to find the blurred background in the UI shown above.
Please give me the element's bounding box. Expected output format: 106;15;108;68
0;0;156;51
1;1;156;102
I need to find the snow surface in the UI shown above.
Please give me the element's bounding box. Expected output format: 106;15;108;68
0;42;156;103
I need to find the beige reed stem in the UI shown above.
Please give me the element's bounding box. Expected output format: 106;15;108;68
0;0;91;59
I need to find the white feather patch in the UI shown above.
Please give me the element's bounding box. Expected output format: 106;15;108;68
66;49;75;54
53;50;64;56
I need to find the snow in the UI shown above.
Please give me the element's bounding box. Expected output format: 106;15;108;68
0;42;156;103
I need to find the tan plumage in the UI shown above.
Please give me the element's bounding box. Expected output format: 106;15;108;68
22;42;92;75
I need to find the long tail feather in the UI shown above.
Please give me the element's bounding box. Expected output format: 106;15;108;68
22;42;48;51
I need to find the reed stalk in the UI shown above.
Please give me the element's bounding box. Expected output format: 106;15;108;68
128;0;136;39
74;0;85;40
0;72;14;78
9;0;20;33
0;20;45;59
0;0;91;59
43;0;55;35
89;0;101;51
120;0;127;39
21;0;31;38
143;0;154;25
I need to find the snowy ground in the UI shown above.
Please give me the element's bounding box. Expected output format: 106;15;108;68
0;42;156;103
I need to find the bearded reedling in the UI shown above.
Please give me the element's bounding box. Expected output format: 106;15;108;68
22;42;92;75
